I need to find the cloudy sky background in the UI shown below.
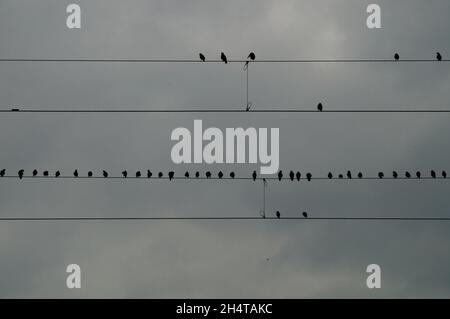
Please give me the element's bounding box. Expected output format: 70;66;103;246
0;0;450;298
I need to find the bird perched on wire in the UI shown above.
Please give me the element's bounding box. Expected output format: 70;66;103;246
405;171;411;178
431;170;436;178
103;170;108;178
122;170;128;178
436;52;442;61
206;171;211;179
230;172;235;179
158;172;163;178
0;169;5;177
244;52;255;69
252;171;257;181
393;171;398;179
136;171;141;178
43;171;49;177
289;171;294;181
302;211;308;219
88;171;93;177
218;171;223;179
278;170;283;181
185;172;189;178
246;102;252;112
276;211;281;219
147;170;152;178
199;53;206;62
442;171;447;178
317;102;323;112
18;169;24;179
338;174;343;179
74;169;79;177
220;52;228;64
168;171;175;181
195;171;200;178
357;172;363;179
378;172;384;179
347;170;352;179
306;173;312;182
328;172;333;179
55;171;61;177
32;169;38;177
394;53;400;60
416;171;421;179
296;172;301;181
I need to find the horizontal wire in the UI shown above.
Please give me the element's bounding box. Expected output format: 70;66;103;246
0;59;448;63
0;217;448;221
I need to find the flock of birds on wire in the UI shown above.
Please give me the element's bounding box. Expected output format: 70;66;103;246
0;168;447;181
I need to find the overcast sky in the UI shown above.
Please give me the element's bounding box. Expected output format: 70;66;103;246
0;0;450;298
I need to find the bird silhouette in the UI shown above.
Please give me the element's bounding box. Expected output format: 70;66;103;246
338;174;343;179
437;52;442;61
248;52;256;60
168;171;175;180
289;171;294;181
246;103;252;112
18;169;24;179
103;170;108;178
199;53;206;62
442;171;447;178
122;170;128;178
296;172;301;181
302;211;308;218
185;172;190;178
221;52;228;64
405;171;411;178
158;172;163;178
55;171;61;177
393;171;398;179
278;170;283;181
74;169;79;177
230;172;235;179
136;171;141;178
252;171;257;181
88;171;93;177
218;171;223;179
347;170;352;179
147;170;152;178
206;171;211;179
317;102;323;112
357;172;363;179
431;170;436;178
0;169;5;177
43;171;49;177
195;171;200;178
306;173;312;182
394;53;400;60
328;172;333;179
416;171;421;179
378;172;384;179
276;211;281;219
32;169;38;177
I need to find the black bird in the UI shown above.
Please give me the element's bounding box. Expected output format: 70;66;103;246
122;170;128;178
32;169;38;177
338;174;343;179
302;211;308;219
278;170;283;181
206;171;211;179
276;211;281;219
55;171;61;177
185;171;190;178
220;52;228;64
346;170;352;179
168;171;174;181
289;171;294;181
0;169;5;177
248;52;256;60
103;170;108;178
405;171;411;178
218;171;223;179
328;172;333;179
378;172;384;179
18;169;24;179
306;173;312;182
317;102;323;112
230;172;235;179
158;172;163;178
431;170;436;178
195;171;200;178
147;170;152;178
357;172;363;179
416;171;421;179
11;108;20;112
394;53;400;60
136;171;141;178
74;169;79;177
393;171;398;179
245;103;252;112
88;171;93;177
199;53;206;62
43;171;49;177
442;171;447;178
437;52;442;61
252;171;257;181
296;172;301;181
